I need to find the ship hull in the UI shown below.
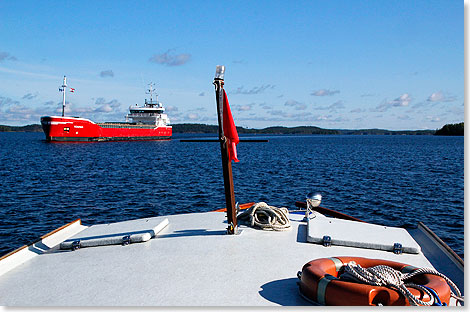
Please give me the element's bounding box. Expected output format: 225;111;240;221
41;116;172;142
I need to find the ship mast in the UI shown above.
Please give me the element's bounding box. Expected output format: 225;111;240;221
146;82;158;106
60;76;67;117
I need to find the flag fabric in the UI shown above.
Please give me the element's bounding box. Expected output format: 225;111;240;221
69;88;75;93
222;89;239;162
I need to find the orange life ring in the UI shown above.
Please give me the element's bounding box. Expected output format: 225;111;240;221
298;256;451;306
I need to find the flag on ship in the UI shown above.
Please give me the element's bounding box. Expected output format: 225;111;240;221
70;88;75;93
222;89;239;162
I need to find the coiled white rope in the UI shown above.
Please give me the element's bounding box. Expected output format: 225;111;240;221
340;261;464;306
237;202;291;231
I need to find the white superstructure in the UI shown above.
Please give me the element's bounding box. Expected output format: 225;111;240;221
125;83;170;126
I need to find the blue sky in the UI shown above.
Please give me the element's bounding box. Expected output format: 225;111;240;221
0;1;463;129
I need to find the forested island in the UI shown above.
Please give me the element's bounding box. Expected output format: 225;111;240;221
173;124;435;135
0;124;43;132
434;122;464;136
0;122;464;136
0;122;462;136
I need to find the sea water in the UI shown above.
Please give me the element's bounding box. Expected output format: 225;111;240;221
0;132;464;259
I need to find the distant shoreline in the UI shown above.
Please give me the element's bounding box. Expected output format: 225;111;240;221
0;123;463;136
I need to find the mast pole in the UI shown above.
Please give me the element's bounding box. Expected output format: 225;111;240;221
61;76;67;117
213;65;238;235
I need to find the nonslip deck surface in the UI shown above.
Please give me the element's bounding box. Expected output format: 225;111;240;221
0;211;435;306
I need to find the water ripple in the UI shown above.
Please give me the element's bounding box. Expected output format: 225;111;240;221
0;133;464;260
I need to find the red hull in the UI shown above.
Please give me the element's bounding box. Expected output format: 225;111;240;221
41;116;172;142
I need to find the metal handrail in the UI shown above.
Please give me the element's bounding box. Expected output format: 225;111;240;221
127;113;164;117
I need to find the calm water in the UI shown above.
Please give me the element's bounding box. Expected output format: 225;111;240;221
0;132;464;259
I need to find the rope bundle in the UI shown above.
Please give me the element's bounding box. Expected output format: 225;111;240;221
237;202;291;231
341;262;464;306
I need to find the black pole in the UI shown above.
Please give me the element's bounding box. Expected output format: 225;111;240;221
213;67;237;234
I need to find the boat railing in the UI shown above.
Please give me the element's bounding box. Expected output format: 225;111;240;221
97;123;156;129
144;99;160;105
127;113;163;117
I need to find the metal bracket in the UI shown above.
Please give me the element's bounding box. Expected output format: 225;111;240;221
393;243;403;254
322;235;332;247
71;240;81;251
122;235;131;246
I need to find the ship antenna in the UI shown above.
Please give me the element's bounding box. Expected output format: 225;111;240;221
146;82;155;103
60;76;67;117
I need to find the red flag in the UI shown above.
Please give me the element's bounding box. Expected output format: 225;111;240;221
222;89;239;162
70;88;75;93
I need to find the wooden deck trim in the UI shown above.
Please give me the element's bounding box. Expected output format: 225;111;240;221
0;219;82;262
213;202;255;212
417;221;464;267
294;201;365;223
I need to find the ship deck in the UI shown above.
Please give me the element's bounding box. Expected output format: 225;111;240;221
97;122;158;128
0;209;463;306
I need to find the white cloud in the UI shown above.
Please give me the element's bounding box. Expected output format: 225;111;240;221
0;51;17;62
230;84;275;95
373;93;412;112
22;93;38;100
0;103;51;124
94;98;121;113
187;113;199;120
312;114;332;121
236;103;254;111
397;115;412;120
427;91;457;102
268;110;284;116
149;50;191;66
100;70;114;78
166;105;179;112
425;116;441;122
0;96;20;107
446;105;464;116
390;93;412;107
316;100;345;112
311;89;340;96
284;100;307;110
259;103;272;110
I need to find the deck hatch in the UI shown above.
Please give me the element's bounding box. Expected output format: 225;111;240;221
307;215;421;254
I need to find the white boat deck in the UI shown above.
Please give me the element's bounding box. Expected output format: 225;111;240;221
0;210;443;306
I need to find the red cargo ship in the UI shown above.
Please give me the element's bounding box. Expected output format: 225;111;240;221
41;77;172;142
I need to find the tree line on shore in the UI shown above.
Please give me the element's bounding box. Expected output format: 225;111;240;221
0;122;463;136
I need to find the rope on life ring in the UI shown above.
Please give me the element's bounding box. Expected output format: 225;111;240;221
237;202;291;231
298;256;462;306
341;262;463;306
